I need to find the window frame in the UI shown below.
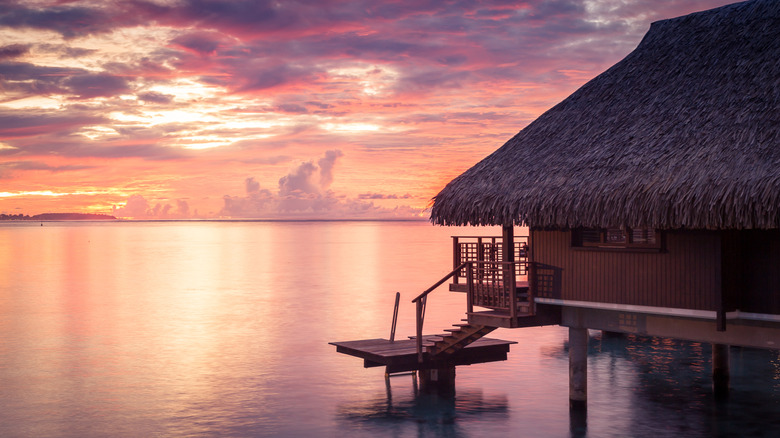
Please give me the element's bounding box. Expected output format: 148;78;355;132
572;227;664;252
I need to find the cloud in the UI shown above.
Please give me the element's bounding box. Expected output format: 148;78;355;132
0;61;80;99
112;194;150;218
245;176;261;193
0;4;119;38
235;63;317;93
220;177;274;217
0;109;106;139
113;194;192;219
0;107;193;161
278;161;319;197
177;199;189;215
276;149;342;213
317;149;343;187
0;160;93;179
238;154;291;165
219;150;421;219
358;192;412;200
0;44;30;60
274;103;308;114
0;0;735;218
170;31;228;56
137;91;174;104
64;73;131;99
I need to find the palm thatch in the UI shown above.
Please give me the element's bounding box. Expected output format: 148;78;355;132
431;0;780;230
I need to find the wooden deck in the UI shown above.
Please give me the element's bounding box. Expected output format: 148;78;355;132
330;335;516;374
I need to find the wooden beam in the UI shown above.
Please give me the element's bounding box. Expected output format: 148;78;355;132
561;307;780;349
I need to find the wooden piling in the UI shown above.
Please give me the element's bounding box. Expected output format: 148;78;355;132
569;327;588;409
712;343;730;399
419;366;456;395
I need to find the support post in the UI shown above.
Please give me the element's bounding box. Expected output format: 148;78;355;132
712;343;730;399
503;224;517;319
502;224;514;263
569;327;588;410
418;366;456;396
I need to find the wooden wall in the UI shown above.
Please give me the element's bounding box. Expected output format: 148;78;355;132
531;230;721;311
737;230;780;314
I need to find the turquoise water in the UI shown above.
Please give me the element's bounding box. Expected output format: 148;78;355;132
0;221;778;437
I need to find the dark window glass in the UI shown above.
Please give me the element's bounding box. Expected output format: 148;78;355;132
574;228;660;249
581;229;602;244
631;228;656;244
606;229;626;244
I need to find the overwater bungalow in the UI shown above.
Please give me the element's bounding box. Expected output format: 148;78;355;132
334;0;780;404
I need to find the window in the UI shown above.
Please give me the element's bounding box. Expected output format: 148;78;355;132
574;228;661;250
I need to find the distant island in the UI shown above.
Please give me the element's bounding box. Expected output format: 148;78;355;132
0;213;117;221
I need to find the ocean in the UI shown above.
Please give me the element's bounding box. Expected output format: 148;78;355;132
1;220;778;437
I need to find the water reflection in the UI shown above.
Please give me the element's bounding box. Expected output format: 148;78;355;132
589;332;780;438
337;328;780;437
2;222;779;437
337;374;509;437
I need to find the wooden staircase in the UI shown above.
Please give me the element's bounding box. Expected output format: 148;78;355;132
425;320;497;356
412;259;544;362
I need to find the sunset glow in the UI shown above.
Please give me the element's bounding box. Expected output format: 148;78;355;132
0;0;733;219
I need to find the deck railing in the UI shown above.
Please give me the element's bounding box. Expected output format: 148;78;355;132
411;259;536;362
467;261;518;319
452;236;529;285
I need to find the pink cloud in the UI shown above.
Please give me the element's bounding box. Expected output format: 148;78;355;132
0;0;736;218
218;150;421;219
113;194;193;219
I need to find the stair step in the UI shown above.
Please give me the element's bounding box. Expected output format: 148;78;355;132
467;311;512;319
422;321;499;357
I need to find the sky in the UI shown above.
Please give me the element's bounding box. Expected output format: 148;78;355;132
0;0;734;220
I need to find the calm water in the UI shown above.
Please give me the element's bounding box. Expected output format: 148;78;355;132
1;221;778;437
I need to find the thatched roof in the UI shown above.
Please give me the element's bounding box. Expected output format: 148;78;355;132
430;0;780;230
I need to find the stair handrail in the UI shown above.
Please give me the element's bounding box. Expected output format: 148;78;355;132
412;262;470;363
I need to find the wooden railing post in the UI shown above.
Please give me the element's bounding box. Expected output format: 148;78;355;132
466;262;474;315
528;261;536;314
416;299;424;362
390;292;400;342
509;262;518;319
452;237;460;285
477;237;484;281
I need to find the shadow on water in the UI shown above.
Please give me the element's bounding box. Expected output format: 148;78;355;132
337;332;779;437
336;374;509;437
588;332;780;438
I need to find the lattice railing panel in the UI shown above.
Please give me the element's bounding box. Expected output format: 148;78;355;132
469;262;515;311
453;236;529;283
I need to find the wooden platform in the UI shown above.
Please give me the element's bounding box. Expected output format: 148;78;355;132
330;335;517;374
468;304;562;328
